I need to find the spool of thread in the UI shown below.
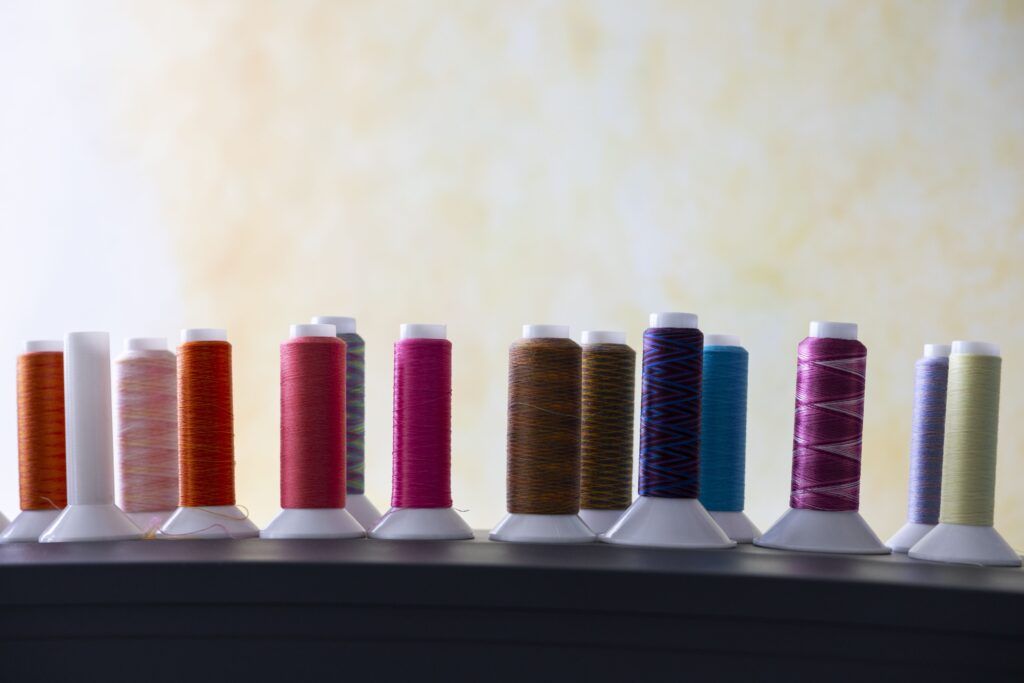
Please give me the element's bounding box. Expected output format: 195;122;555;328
158;328;258;539
578;330;634;535
699;334;759;543
490;325;594;543
908;341;1020;566
312;315;380;529
39;332;143;543
602;313;733;549
887;344;950;553
116;338;178;534
262;324;363;539
754;321;887;555
371;324;471;539
0;340;67;543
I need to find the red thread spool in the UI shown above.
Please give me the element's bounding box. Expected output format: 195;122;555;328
392;330;453;508
281;331;346;509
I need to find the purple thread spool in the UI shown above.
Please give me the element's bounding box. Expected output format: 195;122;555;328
755;321;889;555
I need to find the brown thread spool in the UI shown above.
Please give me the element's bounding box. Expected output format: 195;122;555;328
16;342;67;510
178;336;236;507
506;333;582;515
580;333;635;511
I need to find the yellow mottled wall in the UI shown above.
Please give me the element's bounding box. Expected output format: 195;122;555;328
1;1;1023;545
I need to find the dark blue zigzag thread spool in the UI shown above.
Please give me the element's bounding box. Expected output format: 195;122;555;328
638;324;703;499
698;339;749;512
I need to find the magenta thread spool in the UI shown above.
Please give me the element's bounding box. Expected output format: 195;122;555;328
754;321;889;555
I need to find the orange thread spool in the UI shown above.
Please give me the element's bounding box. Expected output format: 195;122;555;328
178;339;236;507
17;347;67;510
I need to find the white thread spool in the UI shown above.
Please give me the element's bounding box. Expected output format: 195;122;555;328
754;321;888;554
261;324;365;539
369;324;473;540
601;313;734;549
311;315;382;530
39;332;143;542
490;324;596;544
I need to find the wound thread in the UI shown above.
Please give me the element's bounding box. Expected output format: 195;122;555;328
790;336;867;511
16;350;67;510
698;344;749;512
338;332;366;495
116;347;178;512
638;327;703;498
580;342;635;510
940;353;1000;526
507;337;582;514
392;337;453;508
178;340;236;507
907;354;949;524
281;336;346;508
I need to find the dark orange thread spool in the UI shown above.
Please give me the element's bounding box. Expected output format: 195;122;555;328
17;345;67;510
178;339;236;507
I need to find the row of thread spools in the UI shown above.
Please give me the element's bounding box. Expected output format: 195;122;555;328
0;312;1017;567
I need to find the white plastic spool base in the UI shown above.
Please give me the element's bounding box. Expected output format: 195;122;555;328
157;505;259;540
886;522;936;553
126;510;175;536
39;504;142;543
261;508;365;540
0;511;7;531
579;508;626;535
909;523;1022;567
754;508;889;554
370;507;473;540
490;513;596;544
0;509;61;543
346;494;382;529
600;497;735;549
709;510;761;544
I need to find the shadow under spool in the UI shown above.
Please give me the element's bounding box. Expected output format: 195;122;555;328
506;337;582;515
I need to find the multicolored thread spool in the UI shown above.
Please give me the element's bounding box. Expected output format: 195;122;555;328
602;312;734;549
371;324;472;540
0;340;67;543
887;344;950;553
908;341;1021;567
698;334;760;543
158;328;258;539
490;324;594;544
755;321;888;555
262;324;364;539
312;315;381;529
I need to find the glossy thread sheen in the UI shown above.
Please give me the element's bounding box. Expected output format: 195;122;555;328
178;341;236;507
580;342;635;510
638;327;703;499
281;336;346;509
698;344;748;512
339;332;366;495
907;356;949;524
392;338;452;508
16;351;67;510
790;336;866;511
116;349;178;512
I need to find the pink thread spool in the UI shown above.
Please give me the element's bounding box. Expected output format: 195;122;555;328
369;324;472;540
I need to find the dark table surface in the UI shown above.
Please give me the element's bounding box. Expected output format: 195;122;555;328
1;533;1022;681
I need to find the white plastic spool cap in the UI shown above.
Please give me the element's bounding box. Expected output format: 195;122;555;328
182;328;227;343
649;312;698;329
290;323;335;339
401;323;447;340
809;321;858;340
125;337;167;352
522;324;569;339
705;334;741;347
582;330;626;345
952;340;1000;357
24;340;62;353
923;344;952;358
313;316;356;334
